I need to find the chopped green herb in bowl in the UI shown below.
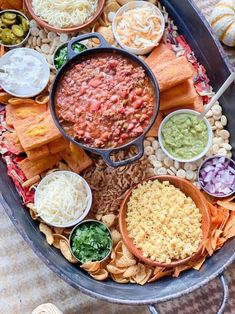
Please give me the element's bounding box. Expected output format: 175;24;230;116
54;42;87;70
69;220;113;263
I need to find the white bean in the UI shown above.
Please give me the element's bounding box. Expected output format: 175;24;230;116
205;110;213;118
41;44;50;54
186;170;195;181
144;140;151;147
35;46;41;53
42;38;51;44
215;129;222;137
208;117;215;126
49;44;56;55
147;137;155;143
36;37;41;46
170;166;177;174
29;20;38;28
156;167;167;175
213;113;222;121
152;140;159;150
48;32;57;41
163;157;173;168
226;151;232;158
152;160;163;168
215;121;223;129
221;115;227;126
219;129;230;139
217;148;227;156
222;143;232;150
28;36;33;45
212;104;222;115
212;125;217;131
174;161;180;170
213;137;223;145
60;33;69;43
31;27;40;37
212;144;220;154
145;146;154;156
39;29;47;39
32;36;37;47
53;37;61;46
167;169;175;176
148;155;157;164
176;169;186;179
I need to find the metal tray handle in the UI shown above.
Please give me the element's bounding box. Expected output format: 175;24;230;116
147;273;229;314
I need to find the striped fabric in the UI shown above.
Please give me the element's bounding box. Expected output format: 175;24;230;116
0;0;235;313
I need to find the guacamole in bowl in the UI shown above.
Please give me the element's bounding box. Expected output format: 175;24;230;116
159;109;213;162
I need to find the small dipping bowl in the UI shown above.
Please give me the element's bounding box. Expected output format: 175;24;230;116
158;109;213;163
34;171;92;228
0;47;50;98
198;155;235;198
112;1;165;55
69;219;113;263
53;41;87;71
0;10;30;48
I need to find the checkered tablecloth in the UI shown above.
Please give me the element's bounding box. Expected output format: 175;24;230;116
0;1;235;313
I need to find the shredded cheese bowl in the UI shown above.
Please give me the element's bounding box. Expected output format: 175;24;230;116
34;171;92;228
119;176;211;268
112;1;165;55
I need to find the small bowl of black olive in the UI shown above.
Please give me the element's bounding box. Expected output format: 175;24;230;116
0;10;30;48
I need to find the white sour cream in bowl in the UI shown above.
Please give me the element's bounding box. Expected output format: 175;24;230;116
0;48;50;97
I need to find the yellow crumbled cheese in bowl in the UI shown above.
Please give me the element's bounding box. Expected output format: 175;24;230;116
126;180;203;263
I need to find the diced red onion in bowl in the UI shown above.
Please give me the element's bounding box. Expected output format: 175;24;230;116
198;155;235;197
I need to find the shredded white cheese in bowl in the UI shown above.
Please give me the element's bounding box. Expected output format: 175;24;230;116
32;0;98;29
112;1;165;55
34;171;92;228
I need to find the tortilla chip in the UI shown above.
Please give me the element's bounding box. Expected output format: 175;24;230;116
217;200;235;211
190;257;206;270
0;92;12;105
14;111;62;151
172;265;191;277
3;132;24;154
148;269;173;283
18;154;62;179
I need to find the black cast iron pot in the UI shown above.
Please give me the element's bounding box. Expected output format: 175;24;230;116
50;32;160;167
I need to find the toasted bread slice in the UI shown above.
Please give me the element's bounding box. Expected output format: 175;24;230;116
163;95;204;116
48;137;69;154
26;145;50;161
6;103;46;127
146;111;163;137
160;80;197;110
14;111;62;151
18;153;62;179
152;56;193;92
145;43;176;68
60;143;93;173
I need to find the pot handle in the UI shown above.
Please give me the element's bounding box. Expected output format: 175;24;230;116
100;136;145;168
67;32;109;60
147;273;229;314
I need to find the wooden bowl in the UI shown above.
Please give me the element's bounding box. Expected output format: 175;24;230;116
24;0;105;33
119;175;211;268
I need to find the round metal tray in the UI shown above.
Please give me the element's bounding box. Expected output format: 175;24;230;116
1;0;235;313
